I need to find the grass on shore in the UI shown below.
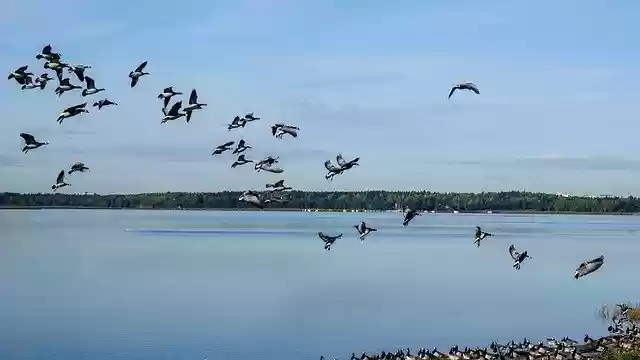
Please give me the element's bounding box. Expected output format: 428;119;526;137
601;348;640;360
629;308;640;322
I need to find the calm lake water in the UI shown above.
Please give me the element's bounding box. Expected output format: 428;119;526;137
1;210;639;360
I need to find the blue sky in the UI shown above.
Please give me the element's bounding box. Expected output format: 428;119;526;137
1;0;639;195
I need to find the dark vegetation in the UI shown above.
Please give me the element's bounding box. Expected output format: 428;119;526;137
1;191;639;212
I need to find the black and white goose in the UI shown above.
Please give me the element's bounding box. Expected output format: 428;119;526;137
254;156;279;170
44;61;68;81
20;133;49;154
324;159;344;181
67;64;91;82
157;86;182;109
129;61;149;88
21;75;38;90
228;116;247;131
474;226;494;247
36;45;61;62
231;154;253;168
354;221;377;242
238;190;264;209
336;153;360;171
508;245;531;270
574;255;604;279
448;82;480;99
8;65;33;85
34;73;53;89
183;89;207;123
318;232;343;251
255;162;284;173
55;77;82;96
243;112;260;122
212;141;235;155
81;76;105;96
402;208;422;226
161;101;186;123
271;123;300;139
93;99;118;109
52;170;70;192
232;139;251;155
68;162;89;174
266;180;292;192
57;103;89;124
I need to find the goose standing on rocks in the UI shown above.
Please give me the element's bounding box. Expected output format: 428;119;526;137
402;208;422;226
34;73;53;89
212;141;235;155
354;221;377;242
21;76;38;90
574;255;604;279
161;101;186;123
68;64;91;82
68;162;89;175
8;65;33;85
231;154;253;168
271;123;299;139
55;77;82;96
129;61;149;88
183;89;207;123
20;133;49;154
44;61;68;81
318;232;343;251
57;103;89;123
474;226;494;247
238;190;264;209
81;76;105;96
52;170;70;191
36;45;61;62
157;86;182;109
93;99;118;109
232;139;251;155
265;180;292;192
509;245;531;270
448;82;480;99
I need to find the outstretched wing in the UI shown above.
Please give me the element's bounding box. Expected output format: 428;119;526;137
20;133;36;145
169;100;182;114
273;180;284;188
467;83;480;94
189;89;197;104
448;86;457;99
56;170;65;184
222;141;235;148
317;232;329;242
72;162;85;168
508;245;520;261
336;153;347;167
135;61;148;72
475;226;482;238
324;160;340;172
85;76;95;89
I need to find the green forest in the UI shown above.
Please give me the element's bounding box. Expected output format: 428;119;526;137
0;191;637;213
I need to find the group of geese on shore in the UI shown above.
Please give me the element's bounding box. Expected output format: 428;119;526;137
323;306;640;360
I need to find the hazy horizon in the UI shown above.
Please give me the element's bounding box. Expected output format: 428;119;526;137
2;0;639;196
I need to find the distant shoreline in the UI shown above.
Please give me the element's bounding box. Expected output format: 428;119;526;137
0;206;637;215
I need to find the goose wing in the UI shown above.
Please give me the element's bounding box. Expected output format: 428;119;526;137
221;141;235;148
42;45;52;55
448;86;458;99
324;160;340;172
72;162;85;169
467;83;480;94
318;232;330;243
163;86;173;93
135;61;147;72
168;101;182;116
189;89;198;104
576;255;604;278
16;65;28;73
336;153;347;167
274;180;284;188
20;133;36;145
508;245;520;261
56;170;65;184
476;226;482;238
60;77;71;86
85;76;95;89
237;139;246;147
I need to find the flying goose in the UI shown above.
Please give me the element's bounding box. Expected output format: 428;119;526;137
20;133;49;154
354;221;377;242
212;141;235;155
228;116;247;131
265;180;292;192
21;75;38;90
574;255;604;279
93;99;118;109
255;163;284;173
44;61;68;81
67;64;91;82
264;194;289;205
8;65;33;84
324;159;344;181
68;162;89;175
34;73;53;89
402;208;422;226
55;77;82;96
231;154;253;168
36;45;61;62
508;245;531;270
318;232;343;251
57;103;89;124
232;139;251;155
271;123;299;139
243;112;260;121
157;86;182;109
336;153;360;171
238;190;264;209
52;170;70;191
254;156;279;170
161;101;186;123
81;76;105;96
129;61;149;88
474;226;494;247
183;89;207;123
448;82;480;99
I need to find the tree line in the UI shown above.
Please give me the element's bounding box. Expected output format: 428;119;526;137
0;191;638;213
